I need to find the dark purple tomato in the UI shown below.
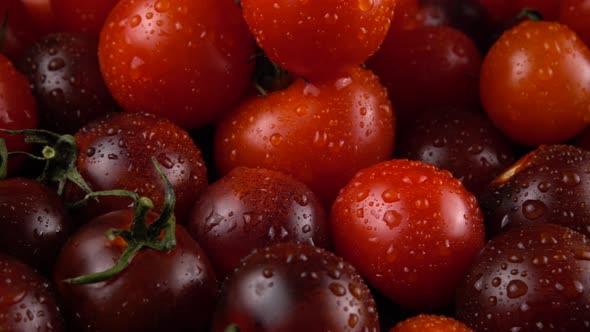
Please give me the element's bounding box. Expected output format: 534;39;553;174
367;25;482;121
481;145;590;238
54;209;217;332
395;107;516;196
0;254;65;331
0;178;71;274
211;242;379;332
18;33;118;134
456;224;590;331
187;167;330;278
64;112;208;224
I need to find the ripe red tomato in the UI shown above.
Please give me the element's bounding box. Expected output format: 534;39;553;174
0;54;38;174
480;20;590;146
367;25;482;121
331;159;485;311
390;0;419;32
560;0;590;47
215;67;395;207
99;0;255;129
51;0;119;34
20;0;58;33
390;315;473;332
54;209;217;332
241;0;396;81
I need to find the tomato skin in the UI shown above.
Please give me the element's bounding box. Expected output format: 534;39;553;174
18;33;118;134
0;54;38;174
54;210;217;332
367;26;481;121
0;0;43;61
211;243;379;332
241;0;396;81
390;315;473;332
51;0;119;34
64;112;208;224
480;0;559;24
331;159;485;311
481;21;590;146
0;254;65;332
99;0;255;129
215;67;395;208
560;0;590;47
187;167;330;278
0;178;71;274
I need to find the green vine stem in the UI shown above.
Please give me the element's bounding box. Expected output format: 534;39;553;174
64;157;177;285
0;129;92;196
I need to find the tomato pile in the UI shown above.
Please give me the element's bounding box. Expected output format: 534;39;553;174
1;0;590;331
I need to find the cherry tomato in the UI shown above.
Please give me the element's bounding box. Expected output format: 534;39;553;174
0;0;42;61
20;0;58;32
0;178;71;274
0;53;38;174
211;243;379;332
331;159;485;311
367;26;482;121
0;254;65;331
99;0;255;129
18;33;118;133
456;224;590;331
390;315;473;332
480;20;590;146
54;209;217;332
188;167;330;278
560;0;590;47
51;0;119;34
64;112;208;224
215;67;395;208
390;0;419;32
241;0;396;81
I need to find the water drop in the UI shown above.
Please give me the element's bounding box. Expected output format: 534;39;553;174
507;280;528;299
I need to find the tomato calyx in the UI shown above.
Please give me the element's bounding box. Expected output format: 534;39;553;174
65;157;177;285
224;324;240;332
0;129;91;195
514;8;543;22
252;49;294;96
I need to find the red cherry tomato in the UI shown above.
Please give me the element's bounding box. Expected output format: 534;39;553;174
0;54;38;174
480;20;590;146
560;0;590;47
241;0;396;81
20;0;58;32
51;0;119;34
99;0;255;129
390;315;474;332
390;0;419;32
331;159;485;311
367;25;482;121
215;67;395;208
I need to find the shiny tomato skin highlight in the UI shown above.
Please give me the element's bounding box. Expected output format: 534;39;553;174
99;0;255;129
331;159;485;312
215;67;395;208
480;21;590;146
241;0;396;81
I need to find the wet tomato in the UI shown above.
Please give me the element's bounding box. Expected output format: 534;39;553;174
241;0;396;81
0;53;38;174
367;25;482;121
456;224;590;331
560;0;590;47
215;67;395;208
99;0;254;129
54;209;217;332
480;20;590;146
390;314;473;332
212;243;379;332
64;112;208;224
0;254;65;331
480;145;590;239
0;178;71;274
187;167;330;278
331;159;485;311
18;33;118;134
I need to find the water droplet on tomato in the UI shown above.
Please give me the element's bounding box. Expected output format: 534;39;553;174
154;0;170;13
522;200;547;220
507;280;528;299
358;0;374;11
